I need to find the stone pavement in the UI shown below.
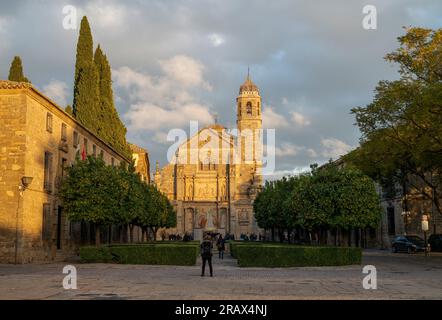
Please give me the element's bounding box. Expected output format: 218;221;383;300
0;250;441;300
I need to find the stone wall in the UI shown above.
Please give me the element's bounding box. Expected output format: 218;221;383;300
0;91;27;263
0;82;131;263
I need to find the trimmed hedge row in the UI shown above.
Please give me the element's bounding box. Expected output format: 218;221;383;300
235;244;362;267
229;241;290;258
108;241;200;247
80;244;199;266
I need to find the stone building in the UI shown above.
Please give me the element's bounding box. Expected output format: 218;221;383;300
129;143;150;183
154;75;263;240
0;80;146;263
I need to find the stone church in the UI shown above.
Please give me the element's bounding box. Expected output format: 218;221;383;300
154;75;264;240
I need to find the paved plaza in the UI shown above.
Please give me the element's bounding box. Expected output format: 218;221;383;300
0;250;441;300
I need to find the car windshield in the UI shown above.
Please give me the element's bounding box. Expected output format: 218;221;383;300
406;236;424;244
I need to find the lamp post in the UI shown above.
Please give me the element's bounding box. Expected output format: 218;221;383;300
15;176;33;264
422;214;429;257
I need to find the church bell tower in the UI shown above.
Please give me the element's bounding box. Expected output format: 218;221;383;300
236;72;262;165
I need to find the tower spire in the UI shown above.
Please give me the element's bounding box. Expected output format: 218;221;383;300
247;65;250;80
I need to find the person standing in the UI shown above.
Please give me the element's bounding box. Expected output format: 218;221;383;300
200;236;213;277
217;235;225;259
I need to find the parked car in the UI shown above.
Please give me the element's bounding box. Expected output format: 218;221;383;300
428;234;442;252
391;235;430;254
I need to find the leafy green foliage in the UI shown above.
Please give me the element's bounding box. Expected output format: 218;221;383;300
350;27;442;215
8;56;30;83
254;165;382;234
236;244;362;267
60;157;176;246
291;165;382;231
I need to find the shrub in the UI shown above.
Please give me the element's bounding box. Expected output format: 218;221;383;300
80;243;199;265
235;245;362;267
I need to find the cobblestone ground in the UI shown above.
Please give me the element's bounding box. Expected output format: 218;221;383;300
0;250;441;300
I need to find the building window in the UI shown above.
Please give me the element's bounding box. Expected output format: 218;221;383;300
44;152;53;192
61;158;68;178
84;138;88;155
61;123;67;141
111;157;115;166
257;102;260;115
92;145;97;157
73;131;79;147
387;207;396;235
246;102;252;115
46;113;53;133
100;150;104;159
42;203;52;240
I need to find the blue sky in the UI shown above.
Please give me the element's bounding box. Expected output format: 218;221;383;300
1;0;441;178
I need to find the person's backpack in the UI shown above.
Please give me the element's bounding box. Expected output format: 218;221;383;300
201;241;212;256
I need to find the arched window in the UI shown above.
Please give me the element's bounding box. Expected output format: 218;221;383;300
257;102;260;115
246;101;252;115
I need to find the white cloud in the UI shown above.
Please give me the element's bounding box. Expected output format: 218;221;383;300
275;142;302;157
125;102;213;131
262;106;288;128
291;111;311;127
113;55;214;136
159;55;211;89
320;138;353;159
263;167;311;181
82;1;131;29
43;80;69;107
306;148;318;158
208;33;225;47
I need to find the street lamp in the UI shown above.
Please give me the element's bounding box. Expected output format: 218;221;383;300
15;176;33;264
422;215;429;257
20;176;33;190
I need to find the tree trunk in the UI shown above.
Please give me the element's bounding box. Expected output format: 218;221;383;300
119;225;125;244
129;225;134;243
271;228;275;242
95;226;101;247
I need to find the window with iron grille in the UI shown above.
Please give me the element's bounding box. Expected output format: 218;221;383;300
44;152;53;192
42;203;52;240
46;113;53;133
61;123;67;141
73;131;79;147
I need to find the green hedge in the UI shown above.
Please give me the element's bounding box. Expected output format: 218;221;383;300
108;241;200;246
235;244;362;267
229;241;289;258
80;244;199;266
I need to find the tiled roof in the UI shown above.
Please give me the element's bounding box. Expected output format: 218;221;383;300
0;80;33;89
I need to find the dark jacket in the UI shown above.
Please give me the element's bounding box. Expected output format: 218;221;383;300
217;238;225;251
200;240;213;257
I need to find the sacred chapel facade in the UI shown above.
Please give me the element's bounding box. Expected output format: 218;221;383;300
154;76;264;240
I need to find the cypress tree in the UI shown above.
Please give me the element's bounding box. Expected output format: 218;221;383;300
8;56;30;83
74;61;100;131
72;16;100;134
65;105;73;115
94;45;131;158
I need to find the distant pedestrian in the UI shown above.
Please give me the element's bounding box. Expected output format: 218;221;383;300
200;236;213;277
217;235;225;259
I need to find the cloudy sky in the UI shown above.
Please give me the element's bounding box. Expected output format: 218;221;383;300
1;0;441;179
